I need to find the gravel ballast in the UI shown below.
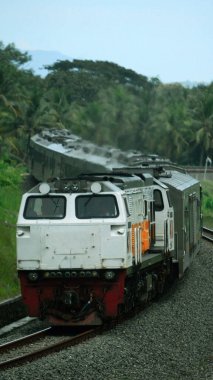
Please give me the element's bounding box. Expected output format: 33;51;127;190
0;241;212;380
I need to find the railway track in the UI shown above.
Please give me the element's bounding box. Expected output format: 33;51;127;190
202;226;213;243
0;225;211;371
0;306;144;371
0;326;98;371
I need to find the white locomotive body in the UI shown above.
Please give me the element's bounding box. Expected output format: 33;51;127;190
17;170;200;326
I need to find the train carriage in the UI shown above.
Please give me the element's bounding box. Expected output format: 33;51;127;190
161;170;201;276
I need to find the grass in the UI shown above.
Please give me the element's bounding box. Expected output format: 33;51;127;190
0;160;26;301
0;223;19;299
201;180;213;228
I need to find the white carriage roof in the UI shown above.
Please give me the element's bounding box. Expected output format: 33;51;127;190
160;170;199;191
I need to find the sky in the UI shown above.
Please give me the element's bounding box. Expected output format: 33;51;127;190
0;0;212;84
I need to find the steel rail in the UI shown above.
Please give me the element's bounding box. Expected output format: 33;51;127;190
202;226;213;243
0;328;97;370
0;327;52;353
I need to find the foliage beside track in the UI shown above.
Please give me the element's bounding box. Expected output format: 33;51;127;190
0;161;26;300
201;180;213;228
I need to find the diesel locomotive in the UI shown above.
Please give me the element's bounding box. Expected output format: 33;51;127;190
16;130;201;326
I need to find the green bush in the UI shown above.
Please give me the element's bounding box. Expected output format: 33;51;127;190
0;161;26;300
201;180;213;228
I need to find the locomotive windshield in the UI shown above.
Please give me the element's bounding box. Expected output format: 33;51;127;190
76;195;119;219
24;196;66;219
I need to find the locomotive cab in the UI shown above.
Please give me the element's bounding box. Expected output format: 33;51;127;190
17;182;129;272
152;180;174;253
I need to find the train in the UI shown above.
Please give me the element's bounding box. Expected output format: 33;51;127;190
28;129;172;180
16;129;202;326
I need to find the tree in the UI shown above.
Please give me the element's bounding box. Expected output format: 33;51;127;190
145;83;192;163
187;83;213;165
0;41;42;161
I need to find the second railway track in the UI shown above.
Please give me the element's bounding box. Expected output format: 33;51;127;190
0;326;98;371
202;226;213;243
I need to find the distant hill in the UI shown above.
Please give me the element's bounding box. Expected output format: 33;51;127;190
23;50;73;77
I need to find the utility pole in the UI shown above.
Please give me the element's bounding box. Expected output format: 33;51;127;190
204;156;212;180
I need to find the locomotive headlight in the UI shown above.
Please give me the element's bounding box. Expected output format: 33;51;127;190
28;272;39;282
92;271;99;278
91;182;102;194
71;271;77;278
64;271;71;278
39;183;50;194
104;271;116;280
71;183;79;192
43;271;50;278
56;271;63;278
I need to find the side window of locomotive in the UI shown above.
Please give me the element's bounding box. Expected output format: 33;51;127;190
76;195;119;219
154;189;164;211
166;191;172;207
24;196;66;219
124;197;130;217
144;200;147;217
